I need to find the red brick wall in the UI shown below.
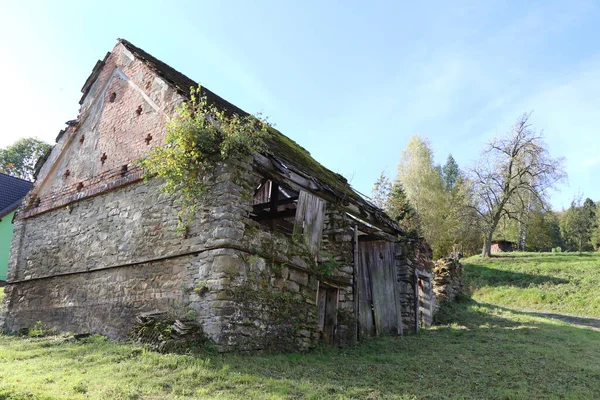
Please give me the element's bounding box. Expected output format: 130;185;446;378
21;43;184;219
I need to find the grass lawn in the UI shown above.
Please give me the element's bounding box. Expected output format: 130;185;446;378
0;253;599;399
464;252;600;317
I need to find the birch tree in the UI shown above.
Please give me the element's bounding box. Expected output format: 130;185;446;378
470;112;566;257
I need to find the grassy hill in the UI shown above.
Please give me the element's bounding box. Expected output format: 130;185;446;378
464;252;600;317
0;253;598;399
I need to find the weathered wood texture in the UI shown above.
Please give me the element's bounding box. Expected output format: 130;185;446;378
317;285;338;344
357;240;402;338
294;191;326;258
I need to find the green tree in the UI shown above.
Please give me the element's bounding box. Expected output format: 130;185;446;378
371;172;417;234
0;138;52;181
442;154;460;191
591;203;600;250
524;209;562;251
560;197;595;252
381;136;481;258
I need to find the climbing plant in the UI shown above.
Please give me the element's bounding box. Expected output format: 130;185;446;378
139;86;270;230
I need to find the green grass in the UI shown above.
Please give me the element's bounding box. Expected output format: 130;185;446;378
1;253;600;399
464;252;600;317
0;302;599;399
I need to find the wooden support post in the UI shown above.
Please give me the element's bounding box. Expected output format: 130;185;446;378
269;182;279;231
414;271;419;334
352;224;359;344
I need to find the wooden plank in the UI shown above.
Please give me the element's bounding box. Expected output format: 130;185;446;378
252;208;297;221
253;153;400;235
253;180;271;204
358;241;400;337
352;224;359;345
294;191;326;259
324;287;338;344
393;243;404;336
252;196;299;213
357;242;374;339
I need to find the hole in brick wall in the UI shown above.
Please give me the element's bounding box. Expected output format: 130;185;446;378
79;135;85;144
100;153;107;165
76;182;84;192
136;105;143;116
33;197;41;208
64;169;70;178
109;92;117;103
121;164;128;176
145;134;153;145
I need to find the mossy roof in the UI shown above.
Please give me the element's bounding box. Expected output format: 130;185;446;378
117;39;377;212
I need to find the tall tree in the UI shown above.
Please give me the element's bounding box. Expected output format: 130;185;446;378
395;136;445;245
469;112;566;257
561;197;596;252
371;172;417;233
0;138;52;181
442;154;460;191
591;203;600;250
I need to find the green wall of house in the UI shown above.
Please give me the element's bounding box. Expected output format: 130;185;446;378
0;211;15;281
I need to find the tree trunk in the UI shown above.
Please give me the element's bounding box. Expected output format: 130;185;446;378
482;230;494;257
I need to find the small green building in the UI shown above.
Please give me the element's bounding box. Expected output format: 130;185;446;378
0;173;32;282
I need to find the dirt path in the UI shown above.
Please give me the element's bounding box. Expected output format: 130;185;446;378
495;303;600;331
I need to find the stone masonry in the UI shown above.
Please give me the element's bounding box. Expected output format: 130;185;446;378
2;39;442;352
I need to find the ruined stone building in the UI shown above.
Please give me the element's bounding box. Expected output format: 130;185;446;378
2;39;438;351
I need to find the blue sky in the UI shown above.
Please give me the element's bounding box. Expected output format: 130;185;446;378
1;0;598;210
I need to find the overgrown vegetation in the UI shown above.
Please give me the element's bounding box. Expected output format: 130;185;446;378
464;252;600;317
138;85;269;230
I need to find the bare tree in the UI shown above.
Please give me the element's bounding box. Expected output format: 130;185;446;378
469;112;566;257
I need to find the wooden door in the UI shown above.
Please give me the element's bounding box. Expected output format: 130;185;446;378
357;240;402;338
317;285;338;344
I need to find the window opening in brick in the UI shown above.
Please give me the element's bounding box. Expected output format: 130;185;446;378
121;164;128;176
63;169;70;178
145;134;153;145
136;105;142;116
100;153;107;165
250;179;299;236
76;182;84;191
109;92;117;103
79;135;85;144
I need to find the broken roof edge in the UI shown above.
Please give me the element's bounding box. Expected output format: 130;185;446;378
115;38;402;234
68;39;399;234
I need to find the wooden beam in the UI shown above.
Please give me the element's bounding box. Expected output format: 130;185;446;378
252;208;297;221
253;153;401;235
252;196;298;213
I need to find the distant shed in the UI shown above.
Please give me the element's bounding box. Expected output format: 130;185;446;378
491;240;516;254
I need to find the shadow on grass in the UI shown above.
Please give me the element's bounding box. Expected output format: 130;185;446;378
464;263;569;288
464;301;600;330
199;299;600;399
3;300;600;399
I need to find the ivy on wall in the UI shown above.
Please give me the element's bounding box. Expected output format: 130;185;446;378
138;86;270;230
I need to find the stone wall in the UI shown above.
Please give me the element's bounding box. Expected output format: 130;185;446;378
395;238;435;331
3;154;358;351
432;257;465;309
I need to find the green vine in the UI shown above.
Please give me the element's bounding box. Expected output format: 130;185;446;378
310;253;341;277
138;85;270;231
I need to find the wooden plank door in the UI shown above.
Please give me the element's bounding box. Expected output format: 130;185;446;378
357;241;401;338
317;285;338;344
